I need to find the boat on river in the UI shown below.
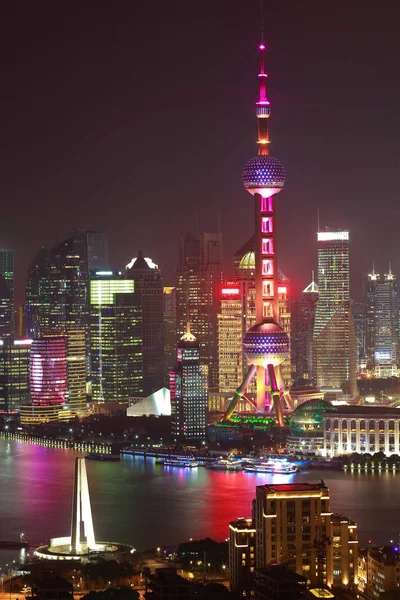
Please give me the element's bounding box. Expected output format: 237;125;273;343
157;458;199;468
86;453;120;461
244;458;298;474
207;459;243;471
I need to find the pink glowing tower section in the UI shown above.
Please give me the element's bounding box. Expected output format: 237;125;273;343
224;38;292;426
30;335;67;406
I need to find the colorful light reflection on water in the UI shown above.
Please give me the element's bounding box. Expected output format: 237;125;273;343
0;439;399;566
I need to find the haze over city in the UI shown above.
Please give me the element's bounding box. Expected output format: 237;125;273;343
1;0;400;301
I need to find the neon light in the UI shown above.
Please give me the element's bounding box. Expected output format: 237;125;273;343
259;44;265;50
222;288;240;295
95;271;113;276
14;339;33;345
278;286;287;294
317;231;349;241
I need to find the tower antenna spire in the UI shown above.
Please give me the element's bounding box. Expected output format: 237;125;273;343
260;0;264;45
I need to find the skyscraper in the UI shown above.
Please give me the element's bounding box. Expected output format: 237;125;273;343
66;328;87;415
0;251;14;339
0;273;13;339
20;333;68;423
126;251;164;395
176;232;223;389
163;286;177;385
90;272;143;403
0;339;31;413
170;327;208;443
25;232;108;337
366;265;399;377
291;275;319;382
313;231;357;396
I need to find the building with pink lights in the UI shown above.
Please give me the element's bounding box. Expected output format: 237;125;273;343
20;334;68;424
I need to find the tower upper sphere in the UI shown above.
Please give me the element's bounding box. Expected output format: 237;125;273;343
242;155;286;197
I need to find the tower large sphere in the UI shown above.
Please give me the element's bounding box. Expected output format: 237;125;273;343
242;155;286;197
243;320;289;367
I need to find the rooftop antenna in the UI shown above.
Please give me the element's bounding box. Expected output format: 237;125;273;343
260;0;264;45
317;208;320;233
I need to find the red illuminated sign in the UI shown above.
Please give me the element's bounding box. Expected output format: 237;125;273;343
221;288;240;295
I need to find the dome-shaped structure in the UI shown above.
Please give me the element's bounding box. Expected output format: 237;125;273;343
242;155;286;197
290;399;337;437
243;320;289;367
239;251;255;271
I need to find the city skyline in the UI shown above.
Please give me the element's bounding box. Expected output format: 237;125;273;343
1;1;400;303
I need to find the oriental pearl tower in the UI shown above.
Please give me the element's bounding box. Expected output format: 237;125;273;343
224;25;293;427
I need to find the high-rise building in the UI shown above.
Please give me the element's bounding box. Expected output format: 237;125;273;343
358;546;400;600
313;231;357;396
20;334;68;423
126;251;164;395
352;300;367;374
176;232;223;389
66;328;87;415
25;232;108;337
90;272;143;404
0;250;14;335
229;483;358;592
254;483;333;585
218;282;245;393
170;327;208;443
229;518;256;596
291;276;319;382
0;339;31;413
0;273;13;339
163;287;177;385
366;265;399;377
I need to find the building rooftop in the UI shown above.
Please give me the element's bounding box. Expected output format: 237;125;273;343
257;483;327;494
331;513;357;526
229;517;254;531
367;546;400;565
255;563;307;584
324;405;400;417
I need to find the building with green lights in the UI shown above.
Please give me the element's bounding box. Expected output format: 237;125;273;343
0;339;31;413
90;272;143;403
0;251;14;338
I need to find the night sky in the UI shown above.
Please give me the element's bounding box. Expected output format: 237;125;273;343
2;0;400;303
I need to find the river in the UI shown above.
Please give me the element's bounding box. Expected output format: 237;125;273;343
0;439;398;569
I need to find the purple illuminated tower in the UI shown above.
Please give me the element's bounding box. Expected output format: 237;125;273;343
224;31;292;426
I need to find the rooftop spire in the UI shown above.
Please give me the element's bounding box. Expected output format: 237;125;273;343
256;0;270;156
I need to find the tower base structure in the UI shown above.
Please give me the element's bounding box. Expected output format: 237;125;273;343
223;320;293;427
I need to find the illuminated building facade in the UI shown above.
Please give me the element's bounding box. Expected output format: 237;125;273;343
90;272;143;403
0;250;14;336
366;266;399;377
126;251;164;395
218;282;244;393
229;518;256;596
170;328;208;442
323;405;400;456
20;334;68;424
291;276;319;382
163;286;177;385
358;546;400;600
223;36;292;425
66;328;87;415
25;231;108;339
331;514;358;588
229;483;357;591
254;483;334;586
0;339;31;413
0;273;13;339
176;232;223;389
313;231;357;396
